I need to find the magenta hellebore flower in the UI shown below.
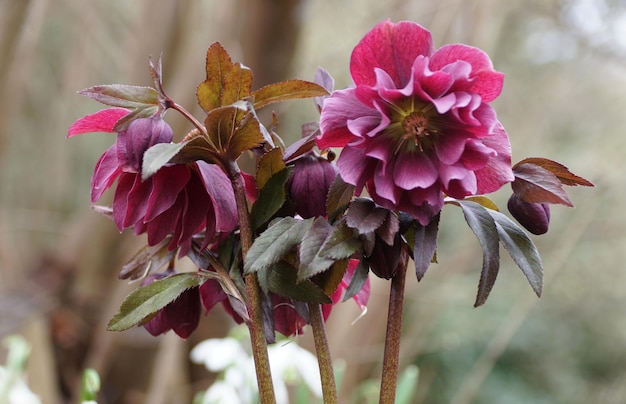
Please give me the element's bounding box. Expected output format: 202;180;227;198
317;20;514;225
68;108;238;254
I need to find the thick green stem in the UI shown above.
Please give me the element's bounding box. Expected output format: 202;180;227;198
308;302;338;404
226;161;276;403
379;250;409;404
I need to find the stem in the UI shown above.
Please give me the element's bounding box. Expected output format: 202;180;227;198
379;249;409;404
226;160;276;403
308;302;338;404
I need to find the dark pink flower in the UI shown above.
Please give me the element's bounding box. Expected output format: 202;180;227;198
317;20;514;225
68;109;238;254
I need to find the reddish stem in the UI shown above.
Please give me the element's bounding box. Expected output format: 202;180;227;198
308;302;338;404
379;249;409;404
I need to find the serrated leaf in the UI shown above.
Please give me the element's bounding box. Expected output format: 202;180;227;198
512;163;573;206
313;259;348;296
221;63;253;106
326;176;355;221
118;238;175;280
256;148;286;190
413;213;440;281
244;217;313;274
167;135;222;166
282;126;318;163
204;102;264;160
142;142;185;180
250;167;292;230
197;43;234;112
251;80;329;110
514;157;593;187
107;273;205;331
80;85;159;109
345;198;389;234
319;223;360;260
342;260;369;303
298;217;335;281
266;261;332;304
455;200;501;307
375;211;400;246
487;209;543;298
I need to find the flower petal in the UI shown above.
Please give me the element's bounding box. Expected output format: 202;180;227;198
67;107;129;137
91;144;121;202
393;152;438;190
474;122;514;194
144;165;191;221
350;20;433;87
429;44;504;102
318;89;376;149
196;162;238;233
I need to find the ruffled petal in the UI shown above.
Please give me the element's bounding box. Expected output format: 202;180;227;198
91;144;121;202
350;20;433;87
318;89;377;149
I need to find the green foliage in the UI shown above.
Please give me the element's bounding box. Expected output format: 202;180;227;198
107;272;208;331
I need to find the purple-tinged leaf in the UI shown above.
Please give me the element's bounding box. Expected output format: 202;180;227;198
282;126;318;164
298;217;335;281
107;272;206;332
454;200;501;307
79;85;159;109
250;167;292;230
244;217;313;275
313;258;348;297
413;213;440;281
514;157;593;187
375;211;400;246
487;209;543;298
251;80;329;110
319;222;360;260
326;175;355;221
313;67;334;111
512;163;573;206
345;198;389;234
342;260;369;303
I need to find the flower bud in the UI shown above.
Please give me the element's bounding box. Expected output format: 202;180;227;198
367;233;402;279
507;194;550;235
118;117;173;172
288;155;338;218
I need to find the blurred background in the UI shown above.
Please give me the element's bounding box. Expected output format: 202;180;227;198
0;0;622;402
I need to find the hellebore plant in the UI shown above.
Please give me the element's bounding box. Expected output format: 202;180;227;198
68;20;592;403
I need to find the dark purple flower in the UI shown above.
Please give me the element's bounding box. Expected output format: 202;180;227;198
317;20;514;225
288;154;338;218
68;109;238;254
507;194;551;235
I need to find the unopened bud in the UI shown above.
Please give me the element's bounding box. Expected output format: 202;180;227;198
507;194;550;235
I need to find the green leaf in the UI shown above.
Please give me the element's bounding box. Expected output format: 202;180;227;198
251;80;329;110
298;217;335;281
113;106;159;132
319;222;360;260
251;167;292;230
313;259;348;296
107;273;205;331
413;213;440;281
244;217;313;274
256;148;286;190
326;175;355;222
197;42;234;112
265;261;332;304
455;200;501;307
167;135;221;166
342;259;369;303
80;84;159;109
487;209;543;298
142;142;185;180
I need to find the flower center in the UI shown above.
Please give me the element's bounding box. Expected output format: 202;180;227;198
400;110;437;152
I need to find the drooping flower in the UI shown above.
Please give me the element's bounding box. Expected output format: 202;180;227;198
317;20;514;225
288;153;338;218
68;109;238;254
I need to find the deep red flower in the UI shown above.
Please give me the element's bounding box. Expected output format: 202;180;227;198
68;109;238;254
317;20;514;225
